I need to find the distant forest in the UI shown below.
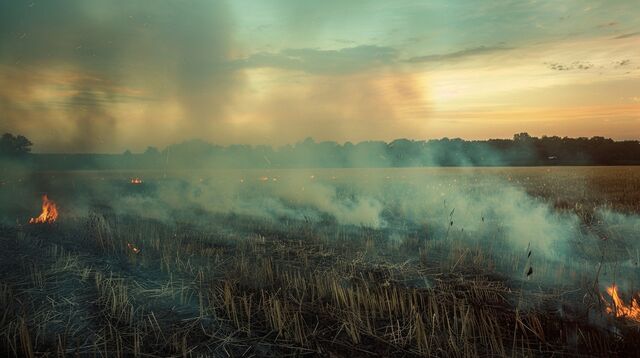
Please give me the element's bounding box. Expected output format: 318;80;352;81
2;132;640;170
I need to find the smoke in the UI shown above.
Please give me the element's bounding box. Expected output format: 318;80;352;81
0;1;435;152
0;0;243;152
2;137;638;278
3;150;640;295
106;174;384;228
44;164;627;294
86;167;620;260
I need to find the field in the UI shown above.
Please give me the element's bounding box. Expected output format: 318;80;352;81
1;166;640;357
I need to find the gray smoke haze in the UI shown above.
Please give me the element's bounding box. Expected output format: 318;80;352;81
29;161;617;295
111;174;385;228
96;169;631;261
2;154;640;292
0;0;242;152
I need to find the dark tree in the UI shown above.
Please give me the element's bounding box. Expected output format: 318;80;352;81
513;132;533;142
144;146;160;156
21;133;640;170
0;133;33;156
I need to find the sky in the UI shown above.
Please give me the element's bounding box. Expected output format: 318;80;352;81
0;0;639;152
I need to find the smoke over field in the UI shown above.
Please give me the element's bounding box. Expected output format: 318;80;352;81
2;0;640;355
2;166;640;356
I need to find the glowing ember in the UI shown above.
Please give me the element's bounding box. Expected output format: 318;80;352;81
604;284;640;323
127;243;141;254
29;194;59;224
131;178;143;185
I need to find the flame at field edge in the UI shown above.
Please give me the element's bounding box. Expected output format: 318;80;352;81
605;284;640;323
29;194;59;224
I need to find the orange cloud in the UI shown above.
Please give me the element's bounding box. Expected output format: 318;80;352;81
228;67;431;144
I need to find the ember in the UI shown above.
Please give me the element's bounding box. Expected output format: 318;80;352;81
127;243;141;254
604;284;640;323
131;178;143;185
29;194;59;224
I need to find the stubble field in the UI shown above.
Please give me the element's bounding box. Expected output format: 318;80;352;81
1;166;640;357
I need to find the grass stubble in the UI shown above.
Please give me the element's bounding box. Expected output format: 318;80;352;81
1;168;640;357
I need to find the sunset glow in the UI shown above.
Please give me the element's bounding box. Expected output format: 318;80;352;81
0;1;638;152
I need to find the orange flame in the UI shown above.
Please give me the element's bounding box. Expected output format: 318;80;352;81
131;178;143;185
29;194;59;224
605;284;640;322
127;243;141;254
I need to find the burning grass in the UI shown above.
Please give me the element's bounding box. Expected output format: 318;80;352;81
28;194;58;224
0;210;639;357
2;167;640;356
604;285;640;323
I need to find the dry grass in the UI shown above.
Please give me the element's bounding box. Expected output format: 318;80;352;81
1;167;640;356
0;209;638;357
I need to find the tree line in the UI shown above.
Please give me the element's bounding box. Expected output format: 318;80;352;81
3;132;640;170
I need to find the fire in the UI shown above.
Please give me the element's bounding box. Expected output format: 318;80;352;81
604;284;640;323
127;243;141;254
29;194;59;224
131;177;143;185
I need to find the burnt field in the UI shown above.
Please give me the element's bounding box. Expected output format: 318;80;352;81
1;167;640;357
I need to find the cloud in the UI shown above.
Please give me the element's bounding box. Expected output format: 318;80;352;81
406;46;514;64
237;44;516;75
546;61;594;71
1;1;639;151
231;68;430;144
597;22;618;28
235;45;398;75
614;59;631;67
613;32;640;39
